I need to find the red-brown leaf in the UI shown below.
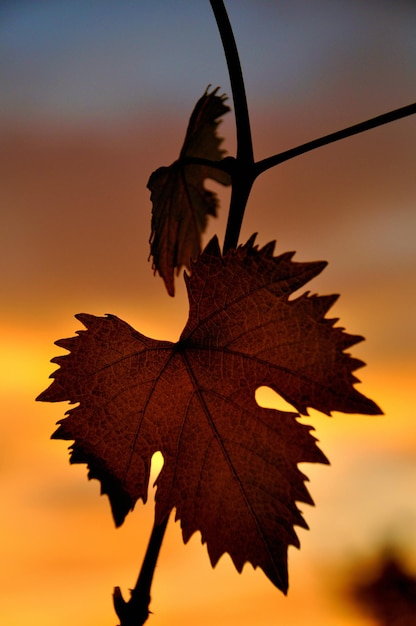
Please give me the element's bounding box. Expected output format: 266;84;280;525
37;235;381;592
148;87;231;296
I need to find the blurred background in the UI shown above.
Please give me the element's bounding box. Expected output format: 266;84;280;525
1;1;415;625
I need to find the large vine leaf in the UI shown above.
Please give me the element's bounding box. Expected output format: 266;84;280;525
148;86;231;296
37;235;381;592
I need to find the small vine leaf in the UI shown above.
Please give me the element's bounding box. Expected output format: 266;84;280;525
148;87;231;296
37;235;381;592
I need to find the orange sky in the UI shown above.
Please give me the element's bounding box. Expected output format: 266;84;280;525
1;2;416;625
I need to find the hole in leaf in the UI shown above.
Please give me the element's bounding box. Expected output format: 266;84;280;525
150;450;164;483
255;386;297;413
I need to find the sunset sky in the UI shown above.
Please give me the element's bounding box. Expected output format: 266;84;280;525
1;2;415;625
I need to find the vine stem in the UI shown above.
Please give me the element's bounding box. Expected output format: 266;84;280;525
210;2;416;253
209;0;255;253
113;514;170;626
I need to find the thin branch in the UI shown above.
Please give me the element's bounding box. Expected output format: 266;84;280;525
255;102;416;178
113;514;170;626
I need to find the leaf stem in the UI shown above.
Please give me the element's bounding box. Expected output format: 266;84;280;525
209;0;255;253
254;102;416;177
113;514;169;626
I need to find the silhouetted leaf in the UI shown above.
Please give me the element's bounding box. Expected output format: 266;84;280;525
148;87;231;296
38;235;381;592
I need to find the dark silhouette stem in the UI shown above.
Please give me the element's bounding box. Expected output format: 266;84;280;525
210;0;255;253
113;514;169;626
209;0;253;164
255;102;416;177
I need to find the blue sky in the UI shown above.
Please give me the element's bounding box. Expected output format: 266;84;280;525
1;0;415;122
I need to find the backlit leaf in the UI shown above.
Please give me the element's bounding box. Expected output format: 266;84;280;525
148;87;231;296
38;235;381;592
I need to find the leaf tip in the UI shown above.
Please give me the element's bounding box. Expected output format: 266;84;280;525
164;277;175;297
242;232;258;251
201;235;221;258
68;443;135;527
